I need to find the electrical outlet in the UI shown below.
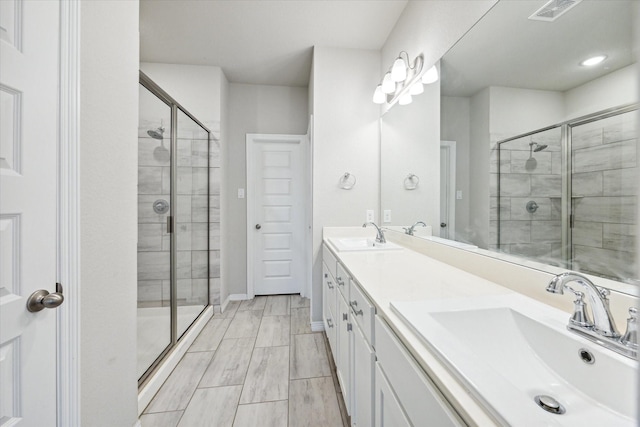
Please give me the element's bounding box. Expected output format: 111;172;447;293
383;210;391;223
366;209;374;223
456;190;463;200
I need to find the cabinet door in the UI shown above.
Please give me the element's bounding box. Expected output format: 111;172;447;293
353;323;375;427
375;363;411;427
337;293;352;415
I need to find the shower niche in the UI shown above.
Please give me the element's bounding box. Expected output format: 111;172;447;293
137;72;216;383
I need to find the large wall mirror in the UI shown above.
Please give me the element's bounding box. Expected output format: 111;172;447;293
381;0;638;293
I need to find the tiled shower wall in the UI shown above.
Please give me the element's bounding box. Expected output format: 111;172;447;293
490;112;638;281
490;127;563;265
137;121;222;310
570;113;637;281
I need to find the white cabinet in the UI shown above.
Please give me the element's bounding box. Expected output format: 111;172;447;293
375;316;463;427
336;289;352;414
353;320;375;427
322;263;337;355
322;242;462;427
374;363;411;427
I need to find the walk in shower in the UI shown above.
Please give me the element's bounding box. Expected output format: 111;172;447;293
137;72;217;383
496;105;638;283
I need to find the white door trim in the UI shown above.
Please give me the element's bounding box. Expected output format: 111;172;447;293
246;133;309;298
57;1;81;425
440;140;456;239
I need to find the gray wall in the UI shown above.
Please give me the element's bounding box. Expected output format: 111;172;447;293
226;83;309;298
80;1;139;425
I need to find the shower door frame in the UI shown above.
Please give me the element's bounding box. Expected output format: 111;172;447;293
138;71;212;386
497;103;638;271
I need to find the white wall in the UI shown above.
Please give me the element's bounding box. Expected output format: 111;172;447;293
489;87;565;136
311;47;381;321
220;73;230;305
226;83;309;297
469;88;491;248
441;96;471;240
381;78;440;229
80;1;139;426
139;63;223;135
565;64;638;120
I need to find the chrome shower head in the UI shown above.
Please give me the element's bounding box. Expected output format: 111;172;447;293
529;142;548;152
147;126;164;140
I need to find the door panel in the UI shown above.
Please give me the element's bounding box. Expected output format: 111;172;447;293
248;135;307;296
0;1;60;425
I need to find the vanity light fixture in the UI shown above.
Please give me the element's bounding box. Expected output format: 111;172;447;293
580;55;607;67
373;51;438;107
422;65;439;84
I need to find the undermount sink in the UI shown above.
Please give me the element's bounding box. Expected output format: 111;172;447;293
390;294;638;426
329;237;402;252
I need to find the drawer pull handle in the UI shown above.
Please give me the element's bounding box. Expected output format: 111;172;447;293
354;309;364;316
327;281;334;289
337;277;344;286
343;313;348;321
327;319;334;328
350;300;358;308
347;323;353;332
324;273;328;278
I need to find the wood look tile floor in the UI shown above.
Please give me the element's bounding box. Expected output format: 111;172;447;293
141;295;349;427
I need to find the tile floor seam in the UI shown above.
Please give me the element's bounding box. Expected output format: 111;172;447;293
233;306;261;426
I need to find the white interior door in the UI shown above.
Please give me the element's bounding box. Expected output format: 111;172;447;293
247;134;307;296
1;1;60;425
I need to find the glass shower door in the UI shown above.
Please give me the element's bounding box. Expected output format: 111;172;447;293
175;109;209;338
570;108;638;281
137;83;172;379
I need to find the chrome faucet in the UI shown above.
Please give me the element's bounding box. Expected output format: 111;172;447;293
547;272;637;359
403;221;426;236
363;222;386;244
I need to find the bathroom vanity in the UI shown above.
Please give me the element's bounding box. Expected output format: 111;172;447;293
322;227;638;426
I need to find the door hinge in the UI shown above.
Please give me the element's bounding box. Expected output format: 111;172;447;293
167;215;173;233
569;214;574;229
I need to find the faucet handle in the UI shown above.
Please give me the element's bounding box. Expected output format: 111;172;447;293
621;307;638;349
567;288;593;328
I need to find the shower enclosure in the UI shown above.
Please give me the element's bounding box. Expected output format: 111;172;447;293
137;72;214;383
496;104;638;283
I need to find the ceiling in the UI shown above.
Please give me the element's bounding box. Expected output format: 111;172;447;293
441;0;636;97
140;0;408;87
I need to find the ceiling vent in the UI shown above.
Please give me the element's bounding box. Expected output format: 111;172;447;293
528;0;582;22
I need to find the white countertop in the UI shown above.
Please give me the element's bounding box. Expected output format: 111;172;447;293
324;230;515;426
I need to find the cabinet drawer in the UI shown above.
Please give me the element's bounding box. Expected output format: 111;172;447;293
322;263;337;329
324;299;337;356
322;244;338;278
375;316;463;427
349;280;375;347
336;262;350;298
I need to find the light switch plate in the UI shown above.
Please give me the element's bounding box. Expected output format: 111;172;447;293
366;209;374;222
456;190;463;200
238;188;245;199
383;210;391;223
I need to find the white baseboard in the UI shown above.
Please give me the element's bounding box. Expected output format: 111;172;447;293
221;294;249;313
137;306;213;415
311;321;325;332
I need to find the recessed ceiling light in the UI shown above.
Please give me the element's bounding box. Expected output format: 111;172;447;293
580;55;607;67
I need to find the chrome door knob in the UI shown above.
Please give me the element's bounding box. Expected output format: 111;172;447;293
27;283;64;312
255;224;262;230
